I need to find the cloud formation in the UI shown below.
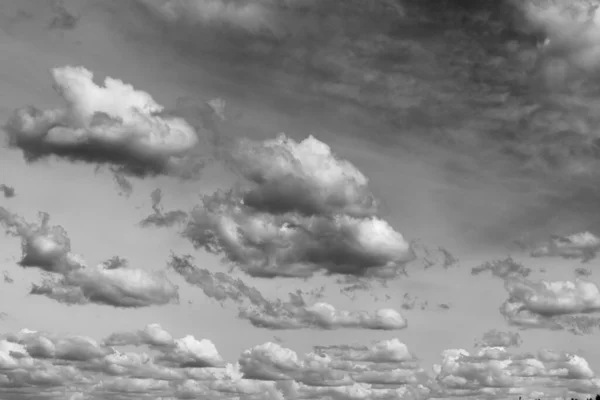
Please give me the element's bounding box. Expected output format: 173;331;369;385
529;232;600;263
500;275;600;334
0;184;15;198
475;329;523;348
3;66;204;178
432;345;600;399
169;253;407;330
139;188;187;228
182;134;414;278
0;323;598;399
0;207;178;308
471;257;532;279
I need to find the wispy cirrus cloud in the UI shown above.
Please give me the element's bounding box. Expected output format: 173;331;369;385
169;253;407;331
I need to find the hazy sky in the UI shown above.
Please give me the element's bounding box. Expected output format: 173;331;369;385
2;0;600;399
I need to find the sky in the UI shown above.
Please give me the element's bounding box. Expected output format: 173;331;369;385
2;0;600;399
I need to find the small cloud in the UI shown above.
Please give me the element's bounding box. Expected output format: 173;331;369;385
499;275;600;334
0;206;178;308
30;262;179;308
48;0;79;30
471;257;532;279
475;329;522;348
139;188;187;228
575;267;593;277
0;184;15;198
112;170;133;198
3;271;13;284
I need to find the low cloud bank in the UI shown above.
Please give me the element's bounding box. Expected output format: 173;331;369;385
0;323;597;399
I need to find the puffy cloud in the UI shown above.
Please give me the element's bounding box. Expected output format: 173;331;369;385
475;329;523;349
0;184;15;198
139;189;187;228
0;206;178;308
500;275;600;334
530;232;600;263
432;345;600;399
1;324;600;399
0;208;81;274
182;134;414;278
3;66;204;178
169;253;407;330
30;262;180;308
229;134;379;218
137;0;278;35
239;338;429;390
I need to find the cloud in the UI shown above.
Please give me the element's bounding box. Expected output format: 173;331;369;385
1;323;600;399
520;0;600;80
471;257;532;279
139;188;187;228
529;232;600;263
432;345;600;399
0;206;178;308
30;261;180;308
181;134;414;278
3;66;204;178
169;253;407;330
475;329;523;348
228;134;380;218
112;170;134;198
0;184;15;198
137;0;278;36
500;275;600;334
0;208;81;274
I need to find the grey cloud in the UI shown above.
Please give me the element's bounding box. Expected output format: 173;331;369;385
3;66;205;179
169;253;407;331
0;324;598;399
0;184;15;198
0;206;178;308
139;189;187;228
499;275;600;334
475;329;523;348
471;257;532;279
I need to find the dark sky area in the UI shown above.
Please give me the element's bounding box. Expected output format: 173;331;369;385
96;0;600;252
